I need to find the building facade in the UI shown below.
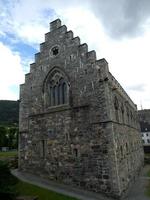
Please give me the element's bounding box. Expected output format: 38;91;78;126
19;19;144;198
142;131;150;145
138;109;150;152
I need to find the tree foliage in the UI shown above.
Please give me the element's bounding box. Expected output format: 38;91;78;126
0;100;19;125
0;126;18;149
0;100;19;149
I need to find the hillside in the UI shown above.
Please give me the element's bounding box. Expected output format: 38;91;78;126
0;100;19;125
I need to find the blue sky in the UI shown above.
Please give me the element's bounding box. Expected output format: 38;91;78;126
0;0;150;109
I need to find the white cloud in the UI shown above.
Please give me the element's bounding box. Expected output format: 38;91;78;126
102;33;150;109
0;42;24;100
52;6;150;109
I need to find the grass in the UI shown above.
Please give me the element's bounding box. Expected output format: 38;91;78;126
147;169;150;177
145;153;150;156
145;180;150;197
14;180;78;200
0;159;78;200
0;151;17;158
144;164;150;197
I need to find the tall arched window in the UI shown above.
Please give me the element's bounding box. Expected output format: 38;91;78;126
53;86;56;106
126;107;129;124
57;84;61;105
121;103;124;123
62;82;67;104
114;96;119;122
44;69;69;107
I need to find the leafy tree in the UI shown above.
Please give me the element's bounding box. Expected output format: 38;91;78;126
0;100;19;125
0;126;18;149
0;100;19;149
0;126;8;147
7;127;19;149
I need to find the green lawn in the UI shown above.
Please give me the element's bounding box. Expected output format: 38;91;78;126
145;180;150;197
147;169;150;177
145;165;150;197
14;180;78;200
0;151;17;158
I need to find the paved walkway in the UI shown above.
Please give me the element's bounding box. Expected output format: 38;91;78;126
124;165;150;200
12;169;113;200
11;166;150;200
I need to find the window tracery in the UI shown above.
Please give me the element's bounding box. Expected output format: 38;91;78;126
44;69;69;107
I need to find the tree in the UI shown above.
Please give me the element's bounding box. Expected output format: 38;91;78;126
0;126;8;147
7;127;19;149
0;126;18;149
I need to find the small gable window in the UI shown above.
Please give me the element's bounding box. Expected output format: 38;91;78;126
50;46;59;57
52;46;59;56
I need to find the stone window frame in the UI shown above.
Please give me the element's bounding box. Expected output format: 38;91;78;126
71;144;80;158
43;67;70;108
49;45;60;58
114;96;119;122
125;142;129;155
121;103;125;123
126;106;129;124
120;145;124;160
49;77;68;106
73;148;78;157
40;140;46;158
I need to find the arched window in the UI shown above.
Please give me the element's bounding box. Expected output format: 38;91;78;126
126;107;129;124
58;84;61;105
44;69;69;107
53;86;56;106
114;96;119;122
62;82;67;104
49;86;52;106
121;103;124;123
126;143;128;154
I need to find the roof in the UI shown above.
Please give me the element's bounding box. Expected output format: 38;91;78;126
140;121;150;132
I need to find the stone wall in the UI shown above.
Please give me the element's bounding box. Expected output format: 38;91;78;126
106;72;144;196
19;19;144;198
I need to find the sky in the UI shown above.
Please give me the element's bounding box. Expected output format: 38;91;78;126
0;0;150;109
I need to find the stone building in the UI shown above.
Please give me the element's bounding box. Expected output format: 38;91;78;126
19;19;144;198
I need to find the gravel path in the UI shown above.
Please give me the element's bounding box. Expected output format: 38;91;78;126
12;166;150;200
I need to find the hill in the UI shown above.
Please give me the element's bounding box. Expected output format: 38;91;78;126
0;100;19;126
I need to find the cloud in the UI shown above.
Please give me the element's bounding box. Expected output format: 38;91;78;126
0;42;24;100
1;0;150;43
126;84;146;92
0;0;57;46
88;0;150;39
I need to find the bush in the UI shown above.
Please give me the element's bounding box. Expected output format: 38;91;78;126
0;160;18;199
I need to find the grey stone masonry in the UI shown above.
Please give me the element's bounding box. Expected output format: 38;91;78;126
19;19;144;199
